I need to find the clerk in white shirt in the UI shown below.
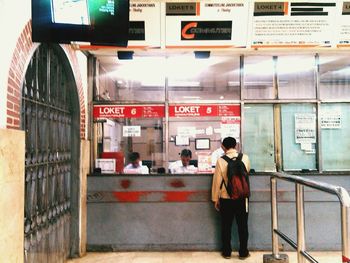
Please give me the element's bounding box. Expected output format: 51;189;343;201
124;152;149;174
169;149;197;174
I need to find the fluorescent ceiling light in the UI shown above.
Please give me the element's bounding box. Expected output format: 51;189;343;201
168;80;200;87
183;96;201;99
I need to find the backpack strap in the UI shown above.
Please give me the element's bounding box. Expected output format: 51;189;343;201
219;155;235;193
221;155;232;163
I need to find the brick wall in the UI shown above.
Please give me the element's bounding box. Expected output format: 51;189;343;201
6;20;86;140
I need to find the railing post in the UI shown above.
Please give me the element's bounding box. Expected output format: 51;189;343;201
341;205;350;263
263;177;288;263
271;177;280;258
296;183;306;263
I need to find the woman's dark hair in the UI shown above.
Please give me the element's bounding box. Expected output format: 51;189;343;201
180;149;192;158
222;137;236;149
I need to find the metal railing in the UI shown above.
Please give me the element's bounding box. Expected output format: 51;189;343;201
269;172;350;263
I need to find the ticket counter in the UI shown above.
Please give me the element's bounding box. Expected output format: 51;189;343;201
88;52;350;251
87;172;350;251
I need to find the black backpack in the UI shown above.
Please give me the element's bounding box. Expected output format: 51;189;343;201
220;153;250;200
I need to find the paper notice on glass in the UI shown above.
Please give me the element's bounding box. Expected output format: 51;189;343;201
300;143;312;151
220;124;240;139
123;126;141;137
178;126;196;137
175;136;190;146
197;152;213;173
206;126;213;135
295;113;316;143
214;128;221;134
196;129;205;135
321;109;341;129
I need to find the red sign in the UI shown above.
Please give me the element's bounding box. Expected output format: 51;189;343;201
169;104;240;117
93;105;165;119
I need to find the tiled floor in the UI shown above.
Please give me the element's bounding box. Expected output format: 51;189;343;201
67;251;342;263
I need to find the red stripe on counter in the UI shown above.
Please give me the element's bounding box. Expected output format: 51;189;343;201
112;190;209;202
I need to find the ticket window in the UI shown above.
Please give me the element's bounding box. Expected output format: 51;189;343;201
168;104;241;173
93;104;165;174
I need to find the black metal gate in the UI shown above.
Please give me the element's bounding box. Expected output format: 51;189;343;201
21;44;78;263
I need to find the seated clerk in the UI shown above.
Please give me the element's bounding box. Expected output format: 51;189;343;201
123;152;149;174
169;149;197;174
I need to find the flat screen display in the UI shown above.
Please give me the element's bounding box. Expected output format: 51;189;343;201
32;0;129;46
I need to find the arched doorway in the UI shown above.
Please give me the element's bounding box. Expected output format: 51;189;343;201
21;43;80;263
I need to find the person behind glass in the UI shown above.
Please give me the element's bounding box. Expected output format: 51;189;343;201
169;149;197;174
123;152;149;174
211;137;251;260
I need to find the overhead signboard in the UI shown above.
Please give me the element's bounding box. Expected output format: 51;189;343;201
93;105;165;118
336;1;350;47
165;0;249;48
128;1;161;47
250;0;337;48
169;104;240;117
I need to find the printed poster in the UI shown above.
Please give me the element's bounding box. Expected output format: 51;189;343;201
123;126;141;137
295;113;316;143
321;109;342;129
197;152;213;173
336;1;350;47
250;0;337;48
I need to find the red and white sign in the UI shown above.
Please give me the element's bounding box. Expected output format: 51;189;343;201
169;104;240;117
221;116;241;124
93;105;165;119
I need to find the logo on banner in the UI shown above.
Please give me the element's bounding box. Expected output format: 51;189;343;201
181;21;232;40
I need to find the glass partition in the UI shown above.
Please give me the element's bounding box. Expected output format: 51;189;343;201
281;104;317;171
319;55;350;100
167;55;240;102
243;56;275;100
97;57;166;102
321;103;350;171
243;104;275;172
277;55;316;99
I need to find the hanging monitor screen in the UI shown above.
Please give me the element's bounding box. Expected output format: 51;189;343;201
32;0;129;46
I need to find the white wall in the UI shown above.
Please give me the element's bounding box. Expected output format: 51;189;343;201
76;51;89;139
0;0;31;128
